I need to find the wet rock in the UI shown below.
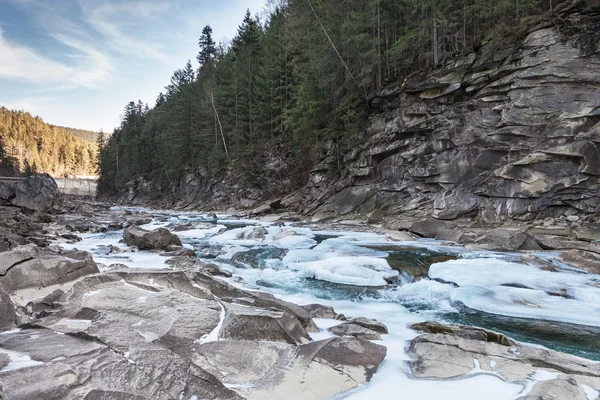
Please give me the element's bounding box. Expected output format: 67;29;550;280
558;250;600;274
123;226;182;250
329;322;382;340
10;174;58;212
219;302;311;345
60;233;82;242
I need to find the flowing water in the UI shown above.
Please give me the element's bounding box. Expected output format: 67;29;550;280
62;209;600;399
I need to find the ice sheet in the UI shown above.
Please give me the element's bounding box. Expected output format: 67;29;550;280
429;258;600;327
296;256;398;287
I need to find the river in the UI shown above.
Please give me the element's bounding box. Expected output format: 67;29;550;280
62;208;600;400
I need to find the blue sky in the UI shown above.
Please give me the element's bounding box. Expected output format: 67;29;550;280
0;0;266;132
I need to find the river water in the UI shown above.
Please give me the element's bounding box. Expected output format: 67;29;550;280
63;209;600;400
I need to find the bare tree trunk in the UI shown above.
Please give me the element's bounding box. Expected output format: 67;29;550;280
433;4;439;66
209;91;229;158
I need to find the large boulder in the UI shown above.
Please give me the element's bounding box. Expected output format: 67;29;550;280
10;174;58;212
219;302;311;345
123;226;182;250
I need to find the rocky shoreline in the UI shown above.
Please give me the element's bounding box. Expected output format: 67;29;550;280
1;175;600;399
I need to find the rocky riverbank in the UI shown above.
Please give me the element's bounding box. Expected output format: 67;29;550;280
1;175;600;399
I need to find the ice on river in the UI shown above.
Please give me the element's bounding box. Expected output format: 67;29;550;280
295;256;398;287
429;258;600;327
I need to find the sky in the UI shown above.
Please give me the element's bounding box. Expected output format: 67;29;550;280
0;0;267;132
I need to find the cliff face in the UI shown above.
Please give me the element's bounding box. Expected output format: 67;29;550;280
304;1;600;224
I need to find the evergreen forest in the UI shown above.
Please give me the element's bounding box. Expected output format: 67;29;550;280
0;107;100;177
98;0;568;195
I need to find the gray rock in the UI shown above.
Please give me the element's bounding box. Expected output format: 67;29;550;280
194;337;386;400
0;249;99;293
123;226;182;250
0;329;241;400
11;174;59;212
201;263;232;278
409;220;447;238
0;244;38;275
329;322;382;340
246;226;268;241
159;247;196;257
299;5;600;225
219;302;311;345
435;228;464;242
0;286;15;330
0;180;15;201
301;303;345;320
558;249;600;274
408;321;600;383
518;377;588;400
346;317;388;334
473;228;528;251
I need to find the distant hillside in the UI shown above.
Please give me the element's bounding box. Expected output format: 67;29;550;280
51;125;103;144
0;106;98;177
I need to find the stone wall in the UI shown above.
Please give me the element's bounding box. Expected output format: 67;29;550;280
55;178;97;198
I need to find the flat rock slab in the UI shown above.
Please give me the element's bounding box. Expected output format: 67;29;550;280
0;329;241;400
0;249;99;293
194;337;386;400
408;322;600;397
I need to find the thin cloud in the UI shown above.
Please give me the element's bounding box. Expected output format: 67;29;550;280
0;26;109;87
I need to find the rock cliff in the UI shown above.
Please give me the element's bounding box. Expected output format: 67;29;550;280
304;0;600;224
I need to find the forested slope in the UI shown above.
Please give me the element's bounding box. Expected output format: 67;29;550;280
0;107;99;177
98;0;599;215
